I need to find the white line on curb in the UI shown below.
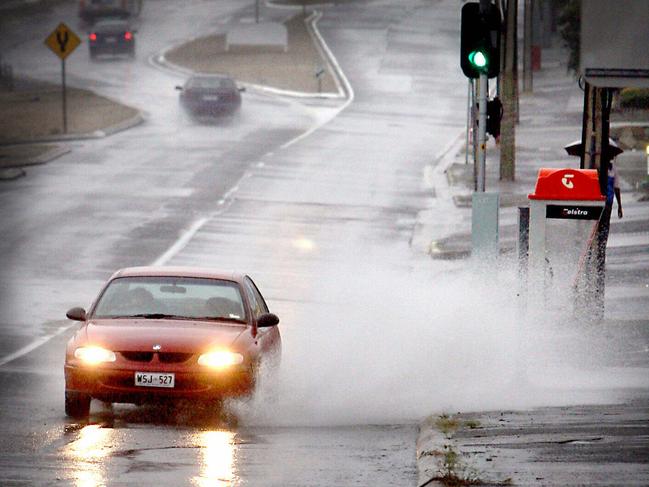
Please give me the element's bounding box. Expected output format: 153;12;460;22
280;11;354;149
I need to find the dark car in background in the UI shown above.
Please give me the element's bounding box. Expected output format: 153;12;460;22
88;19;136;58
79;0;143;23
176;74;244;119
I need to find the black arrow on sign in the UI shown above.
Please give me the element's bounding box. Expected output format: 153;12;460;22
56;29;69;53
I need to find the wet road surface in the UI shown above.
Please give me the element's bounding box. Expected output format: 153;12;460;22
0;0;465;485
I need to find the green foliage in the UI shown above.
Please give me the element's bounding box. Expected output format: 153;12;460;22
436;414;461;436
556;0;580;73
620;88;649;109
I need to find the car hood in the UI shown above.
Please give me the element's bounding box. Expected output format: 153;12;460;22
81;319;248;352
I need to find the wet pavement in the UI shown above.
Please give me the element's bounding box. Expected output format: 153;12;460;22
0;0;647;486
0;1;461;485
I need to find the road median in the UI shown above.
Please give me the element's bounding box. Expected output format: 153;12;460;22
163;12;341;96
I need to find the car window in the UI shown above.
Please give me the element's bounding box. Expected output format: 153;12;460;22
243;277;268;319
188;77;235;89
92;276;247;322
94;21;129;32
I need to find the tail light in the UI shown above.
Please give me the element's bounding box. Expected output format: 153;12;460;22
89;33;97;42
124;31;133;41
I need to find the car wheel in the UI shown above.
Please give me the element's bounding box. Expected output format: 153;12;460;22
65;391;91;419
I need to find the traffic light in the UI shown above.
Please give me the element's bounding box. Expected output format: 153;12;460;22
486;96;502;139
460;2;501;79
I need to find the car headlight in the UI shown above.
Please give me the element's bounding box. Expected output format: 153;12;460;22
197;351;244;368
74;346;116;365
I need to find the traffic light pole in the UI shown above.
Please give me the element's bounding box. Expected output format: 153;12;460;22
476;73;487;192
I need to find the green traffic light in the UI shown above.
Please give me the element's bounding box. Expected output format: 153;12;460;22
468;50;488;69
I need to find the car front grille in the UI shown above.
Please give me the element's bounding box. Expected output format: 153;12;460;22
121;351;153;362
119;352;193;364
159;352;193;364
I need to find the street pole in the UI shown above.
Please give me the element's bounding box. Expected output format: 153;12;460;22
465;79;473;165
61;59;67;134
477;72;488;192
523;0;533;92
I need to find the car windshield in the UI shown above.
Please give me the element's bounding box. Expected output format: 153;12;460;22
94;20;129;32
92;276;247;322
188;76;236;89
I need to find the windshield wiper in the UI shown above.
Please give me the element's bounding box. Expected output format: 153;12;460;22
129;313;183;319
193;316;246;324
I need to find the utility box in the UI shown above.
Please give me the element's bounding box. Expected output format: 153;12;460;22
526;168;605;310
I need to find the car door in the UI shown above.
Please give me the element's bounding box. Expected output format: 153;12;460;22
243;276;280;357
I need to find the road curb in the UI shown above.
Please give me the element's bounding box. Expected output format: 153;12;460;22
0;143;71;180
0;168;26;181
152;10;351;102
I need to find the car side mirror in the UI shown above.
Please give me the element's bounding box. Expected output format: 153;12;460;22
257;313;279;328
238;86;246;93
66;307;87;321
175;86;183;91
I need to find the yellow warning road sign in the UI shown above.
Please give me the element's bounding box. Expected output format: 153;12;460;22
45;23;81;60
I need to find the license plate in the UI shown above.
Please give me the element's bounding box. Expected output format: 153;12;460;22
105;37;117;43
134;372;175;388
203;95;219;101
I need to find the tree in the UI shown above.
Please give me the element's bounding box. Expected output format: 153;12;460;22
499;0;518;181
556;0;580;73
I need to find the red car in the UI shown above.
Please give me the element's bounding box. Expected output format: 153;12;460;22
64;266;281;418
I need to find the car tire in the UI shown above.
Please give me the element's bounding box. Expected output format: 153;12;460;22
65;391;91;419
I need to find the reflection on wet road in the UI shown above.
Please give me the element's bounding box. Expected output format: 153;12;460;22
55;405;416;486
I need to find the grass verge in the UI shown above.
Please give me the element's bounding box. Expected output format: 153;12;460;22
0;84;138;143
164;13;338;94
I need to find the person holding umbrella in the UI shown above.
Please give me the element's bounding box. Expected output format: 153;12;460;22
564;137;624;240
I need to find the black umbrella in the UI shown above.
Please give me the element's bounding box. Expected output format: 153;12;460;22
564;138;623;158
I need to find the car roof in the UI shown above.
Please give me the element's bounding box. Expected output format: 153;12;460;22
109;266;246;283
189;74;231;81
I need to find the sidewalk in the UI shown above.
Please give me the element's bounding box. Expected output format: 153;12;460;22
415;42;649;487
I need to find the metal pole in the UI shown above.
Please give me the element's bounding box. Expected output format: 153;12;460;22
477;73;488;192
61;59;67;134
465;79;472;165
523;0;533;92
518;206;530;279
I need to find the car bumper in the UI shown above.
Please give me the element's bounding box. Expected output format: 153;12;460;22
65;364;254;403
89;43;134;56
182;101;240;116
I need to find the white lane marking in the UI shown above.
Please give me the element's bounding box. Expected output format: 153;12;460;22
0;8;353;369
152;217;210;266
0;326;71;367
